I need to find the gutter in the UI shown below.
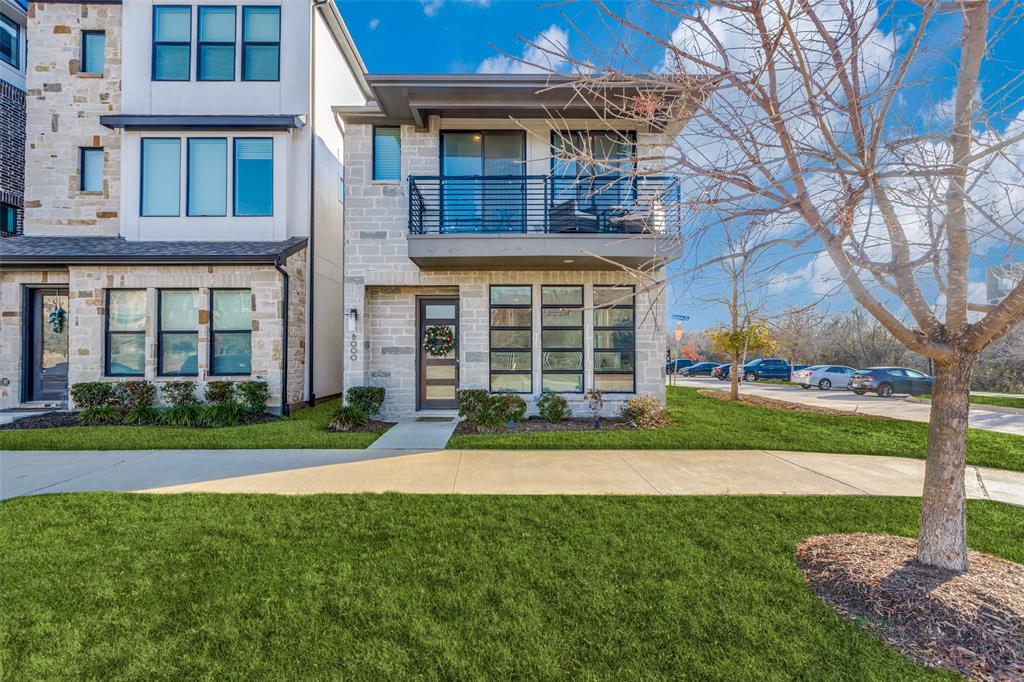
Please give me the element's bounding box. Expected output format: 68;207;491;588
274;254;290;417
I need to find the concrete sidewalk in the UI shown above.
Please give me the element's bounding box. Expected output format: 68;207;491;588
2;448;1022;505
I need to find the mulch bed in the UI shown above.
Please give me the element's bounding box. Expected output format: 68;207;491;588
326;420;395;434
453;416;632;436
797;533;1024;681
0;411;279;430
697;389;885;418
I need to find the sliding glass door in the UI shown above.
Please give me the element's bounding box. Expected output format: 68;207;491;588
441;131;524;233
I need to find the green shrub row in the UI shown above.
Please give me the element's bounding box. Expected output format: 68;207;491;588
457;390;528;429
69;379;270;428
455;389;667;430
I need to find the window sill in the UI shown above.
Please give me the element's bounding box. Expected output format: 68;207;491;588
77;191;104;196
78;72;104;79
371;180;401;185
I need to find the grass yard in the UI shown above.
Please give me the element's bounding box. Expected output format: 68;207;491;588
449;387;1024;472
0;401;384;451
915;394;1024;410
3;493;1021;680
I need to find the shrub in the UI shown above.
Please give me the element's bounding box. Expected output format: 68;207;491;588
121;405;161;425
329;403;369;431
456;390;489;420
79;405;121;425
203;400;248;428
492;394;527;426
161;381;199;408
584;388;604;426
537;393;570;423
346;386;386;416
70;382;116;410
237;380;270;414
161;403;207;428
115;381;156;412
621;394;669;429
205;381;235;404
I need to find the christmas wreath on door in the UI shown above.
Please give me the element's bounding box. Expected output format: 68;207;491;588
422;325;455;357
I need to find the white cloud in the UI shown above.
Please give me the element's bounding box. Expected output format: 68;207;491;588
420;0;490;17
368;18;380;30
476;25;569;75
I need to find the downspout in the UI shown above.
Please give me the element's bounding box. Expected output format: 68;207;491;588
275;255;290;417
308;0;328;407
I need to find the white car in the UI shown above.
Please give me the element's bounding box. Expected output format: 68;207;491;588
791;365;857;390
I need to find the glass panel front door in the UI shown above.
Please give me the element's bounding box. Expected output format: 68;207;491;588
30;289;69;402
419;298;459;410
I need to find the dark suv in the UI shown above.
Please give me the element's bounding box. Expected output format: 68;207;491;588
849;367;933;397
740;358;793;382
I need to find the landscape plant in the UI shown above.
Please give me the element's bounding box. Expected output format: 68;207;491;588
536;393;570;423
329;403;369;432
160;381;205;428
237;380;270;415
492;394;527;427
69;382;120;425
621;395;669;430
583;388;604;428
346;386;386;416
116;381;160;425
204;381;236;404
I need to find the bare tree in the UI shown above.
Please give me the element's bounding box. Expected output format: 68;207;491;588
534;0;1024;571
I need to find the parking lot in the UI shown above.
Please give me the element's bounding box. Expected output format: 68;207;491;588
669;376;1024;436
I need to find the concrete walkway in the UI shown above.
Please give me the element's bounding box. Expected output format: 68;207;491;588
2;448;1022;505
672;377;1024;436
367;417;459;450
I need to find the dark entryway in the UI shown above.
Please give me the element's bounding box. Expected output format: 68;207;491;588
417;298;459;410
25;288;69;403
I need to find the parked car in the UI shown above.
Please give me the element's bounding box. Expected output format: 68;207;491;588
666;359;695;374
682;361;719;377
791;365;857;390
849;367;933;397
712;363;732;380
740;358;795;382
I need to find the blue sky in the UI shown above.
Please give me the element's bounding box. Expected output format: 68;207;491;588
337;1;1024;331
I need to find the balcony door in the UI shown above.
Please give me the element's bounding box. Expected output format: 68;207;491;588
441;131;524;233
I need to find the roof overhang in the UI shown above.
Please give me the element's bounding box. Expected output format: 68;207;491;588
334;74;706;130
99;115;305;131
0;237;307;267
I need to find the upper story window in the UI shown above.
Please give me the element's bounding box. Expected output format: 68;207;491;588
79;148;104;192
153;6;192;81
234;138;273;216
1;203;17;235
373;126;401;181
187;138;228;216
242;6;280;81
0;14;19;69
198;6;235;81
81;31;105;75
141;138;181;216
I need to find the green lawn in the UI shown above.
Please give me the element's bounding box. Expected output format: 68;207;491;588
3;493;1021;679
915;394;1024;409
449;387;1024;472
0;401;384;451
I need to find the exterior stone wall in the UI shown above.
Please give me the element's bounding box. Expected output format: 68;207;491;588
343;121;668;418
0;80;25;235
0;251;306;411
24;2;122;236
0;268;69;410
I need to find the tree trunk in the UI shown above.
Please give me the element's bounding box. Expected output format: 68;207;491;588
917;354;976;572
730;351;740;400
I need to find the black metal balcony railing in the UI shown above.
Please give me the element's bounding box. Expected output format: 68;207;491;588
408;175;681;236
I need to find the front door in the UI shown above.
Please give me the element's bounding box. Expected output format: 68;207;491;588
418;298;459;410
28;288;69;403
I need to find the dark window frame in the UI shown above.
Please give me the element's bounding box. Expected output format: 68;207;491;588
152;5;192;82
80;30;105;75
209;288;252;376
489;285;533;394
196;5;235;81
233;136;274;216
541;285;584;394
372;125;401;181
241;5;280;82
186;136;228;217
157;288;199;377
593;285;636;394
104;289;146;378
0;13;19;69
1;202;17;235
79;147;103;192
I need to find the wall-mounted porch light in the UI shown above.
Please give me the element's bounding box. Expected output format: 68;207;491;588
345;308;359;332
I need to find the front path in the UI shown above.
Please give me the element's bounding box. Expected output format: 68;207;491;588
3;448;1022;505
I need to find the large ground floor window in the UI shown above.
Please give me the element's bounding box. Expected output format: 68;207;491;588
541;286;583;393
489;285;532;393
593;285;635;393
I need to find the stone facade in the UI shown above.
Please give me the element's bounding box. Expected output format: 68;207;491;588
24;1;121;236
0;80;25;235
0;249;306;411
343;121;668;419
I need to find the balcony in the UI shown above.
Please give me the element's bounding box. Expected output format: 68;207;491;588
406;175;682;270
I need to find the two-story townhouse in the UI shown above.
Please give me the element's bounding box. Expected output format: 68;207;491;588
336;75;696;419
0;0;27;236
0;0;368;413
